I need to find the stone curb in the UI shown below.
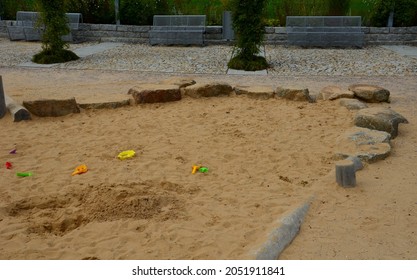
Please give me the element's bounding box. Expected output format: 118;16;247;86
254;199;312;260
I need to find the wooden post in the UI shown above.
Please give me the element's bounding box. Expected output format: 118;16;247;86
5;94;32;122
336;159;356;187
0;76;7;119
115;0;120;25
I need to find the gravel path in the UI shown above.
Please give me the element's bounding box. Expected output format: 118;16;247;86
0;38;416;76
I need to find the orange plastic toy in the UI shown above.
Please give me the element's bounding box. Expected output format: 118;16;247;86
72;164;88;176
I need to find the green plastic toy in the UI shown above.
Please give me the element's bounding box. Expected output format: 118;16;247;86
16;172;33;177
198;167;208;173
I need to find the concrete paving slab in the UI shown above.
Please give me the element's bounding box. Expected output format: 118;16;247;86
382;45;417;59
18;42;124;68
19;61;59;68
73;42;123;58
227;68;268;75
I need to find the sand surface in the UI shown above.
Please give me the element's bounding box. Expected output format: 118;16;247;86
0;66;416;260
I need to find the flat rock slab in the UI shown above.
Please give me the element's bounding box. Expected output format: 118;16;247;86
23;98;80;117
73;42;124;58
234;86;274;100
339;98;368;110
161;77;196;88
354;107;408;138
346;156;364;171
78;99;131;110
183;82;233;98
275;87;314;103
128;84;181;104
318;85;354;101
335;127;392;163
348;84;390;103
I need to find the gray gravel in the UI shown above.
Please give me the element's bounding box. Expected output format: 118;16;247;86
0;38;416;76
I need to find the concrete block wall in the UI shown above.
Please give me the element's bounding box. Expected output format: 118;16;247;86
364;26;417;45
0;21;7;38
71;24;225;44
1;21;416;46
72;23;151;43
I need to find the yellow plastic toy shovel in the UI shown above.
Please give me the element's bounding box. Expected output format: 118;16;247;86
118;150;136;160
72;164;88;176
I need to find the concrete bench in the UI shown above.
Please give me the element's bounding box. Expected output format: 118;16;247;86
7;11;82;42
286;16;364;48
149;15;206;46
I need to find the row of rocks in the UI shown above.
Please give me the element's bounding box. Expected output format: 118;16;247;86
129;79;408;163
323;85;409;165
127;80;408;165
335;107;408;163
19;79;408;168
128;79;315;104
318;84;391;103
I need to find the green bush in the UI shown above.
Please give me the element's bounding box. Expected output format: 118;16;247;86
120;0;170;25
33;49;79;64
228;53;269;71
228;0;268;71
370;0;417;27
167;0;224;25
2;0;415;27
32;0;79;64
66;0;114;24
328;0;350;16
265;0;330;26
0;0;36;20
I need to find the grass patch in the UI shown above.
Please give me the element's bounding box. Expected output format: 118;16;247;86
228;54;269;71
32;49;79;64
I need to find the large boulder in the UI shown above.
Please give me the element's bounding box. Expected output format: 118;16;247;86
334;127;392;163
234;86;274;100
183;82;233;98
275;87;314;103
23;98;80;117
339;98;368;110
317;86;354;101
348;84;390;103
354;107;408;138
128;84;181;104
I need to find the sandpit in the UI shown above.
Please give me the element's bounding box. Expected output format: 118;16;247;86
0;57;416;259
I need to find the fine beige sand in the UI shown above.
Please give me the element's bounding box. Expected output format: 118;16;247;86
0;67;416;260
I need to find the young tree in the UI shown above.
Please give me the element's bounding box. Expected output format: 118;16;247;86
370;0;417;27
32;0;79;64
228;0;269;71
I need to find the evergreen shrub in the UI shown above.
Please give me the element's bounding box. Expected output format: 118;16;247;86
228;0;269;71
